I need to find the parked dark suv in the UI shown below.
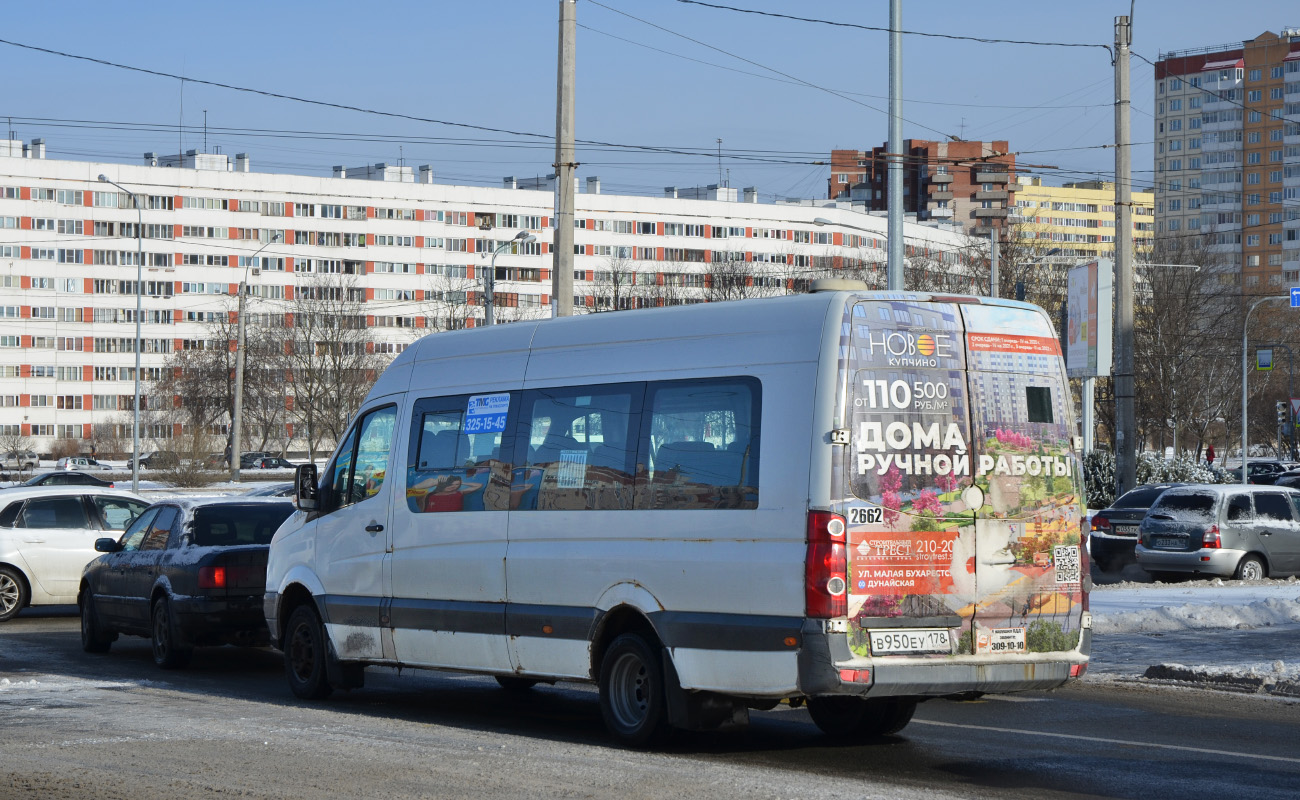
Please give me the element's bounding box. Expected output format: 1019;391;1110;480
1089;483;1187;571
1136;485;1300;580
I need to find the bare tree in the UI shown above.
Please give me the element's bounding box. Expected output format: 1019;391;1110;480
422;267;478;331
280;274;392;458
0;431;35;474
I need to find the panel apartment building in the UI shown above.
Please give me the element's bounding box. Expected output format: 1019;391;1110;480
829;140;1016;236
1154;28;1300;290
1011;177;1155;260
0;142;969;454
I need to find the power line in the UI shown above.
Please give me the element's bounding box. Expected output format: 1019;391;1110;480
673;0;1114;55
586;0;961;142
577;22;1114;111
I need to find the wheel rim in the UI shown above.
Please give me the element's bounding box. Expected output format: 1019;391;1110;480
1242;560;1264;580
153;604;170;660
288;619;317;683
606;651;651;730
0;574;19;615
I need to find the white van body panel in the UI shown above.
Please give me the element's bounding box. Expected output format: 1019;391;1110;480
266;291;1089;706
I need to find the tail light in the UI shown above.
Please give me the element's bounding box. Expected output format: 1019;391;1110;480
1202;525;1221;549
806;510;847;618
1090;515;1109;532
198;566;227;589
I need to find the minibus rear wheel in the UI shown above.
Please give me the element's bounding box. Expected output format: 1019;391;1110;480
807;695;917;740
598;632;670;748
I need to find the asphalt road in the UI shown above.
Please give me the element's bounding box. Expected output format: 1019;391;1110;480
3;608;1299;800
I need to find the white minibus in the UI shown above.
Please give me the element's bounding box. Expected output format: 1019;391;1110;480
264;283;1090;746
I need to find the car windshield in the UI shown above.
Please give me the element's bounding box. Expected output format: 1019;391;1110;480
1150;492;1216;521
191;503;294;547
1113;486;1171;509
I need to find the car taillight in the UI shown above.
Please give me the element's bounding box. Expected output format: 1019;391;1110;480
1202;525;1221;549
198;566;226;589
1090;515;1110;532
806;510;847;619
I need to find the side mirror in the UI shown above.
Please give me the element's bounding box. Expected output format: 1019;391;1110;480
94;537;121;553
296;463;320;511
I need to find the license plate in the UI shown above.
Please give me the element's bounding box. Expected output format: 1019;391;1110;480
977;627;1026;655
1154;537;1184;549
1113;524;1139;535
869;628;951;655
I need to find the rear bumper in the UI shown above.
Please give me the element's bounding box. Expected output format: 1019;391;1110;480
1135;544;1243;576
1089;534;1137;563
797;618;1090;698
172;594;269;646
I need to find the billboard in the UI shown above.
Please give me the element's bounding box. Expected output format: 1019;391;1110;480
1066;259;1113;379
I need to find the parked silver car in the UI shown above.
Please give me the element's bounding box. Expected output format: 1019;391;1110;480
1135;485;1300;580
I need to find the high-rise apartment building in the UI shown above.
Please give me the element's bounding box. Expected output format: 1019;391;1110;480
1155;28;1300;289
829;140;1016;236
1010;178;1154;259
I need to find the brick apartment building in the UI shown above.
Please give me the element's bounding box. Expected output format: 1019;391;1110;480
828;140;1016;236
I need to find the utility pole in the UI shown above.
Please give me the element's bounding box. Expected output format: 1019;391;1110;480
886;0;904;290
989;232;999;298
1113;14;1136;498
552;0;577;318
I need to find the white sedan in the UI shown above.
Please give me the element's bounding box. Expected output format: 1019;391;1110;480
0;486;149;621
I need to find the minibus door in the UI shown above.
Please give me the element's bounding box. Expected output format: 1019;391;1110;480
959;304;1085;658
311;402;399;661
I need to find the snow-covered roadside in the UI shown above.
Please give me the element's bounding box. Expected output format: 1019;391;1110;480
1087;577;1300;698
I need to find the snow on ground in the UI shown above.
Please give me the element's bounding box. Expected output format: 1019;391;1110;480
1091;577;1300;634
1087;577;1300;696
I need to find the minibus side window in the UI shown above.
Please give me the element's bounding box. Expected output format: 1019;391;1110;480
638;377;760;510
512;383;642;511
323;405;397;514
406;394;513;513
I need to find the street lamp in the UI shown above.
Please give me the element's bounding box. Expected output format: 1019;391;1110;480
484;231;536;326
813;217;887;288
230;234;281;482
96;175;144;493
1240;294;1291;484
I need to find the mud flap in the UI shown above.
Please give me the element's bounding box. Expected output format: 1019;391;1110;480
661;650;749;732
325;637;366;691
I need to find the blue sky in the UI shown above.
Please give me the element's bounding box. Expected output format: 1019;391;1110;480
0;1;1294;200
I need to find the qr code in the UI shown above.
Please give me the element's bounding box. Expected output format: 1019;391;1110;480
1054;545;1081;584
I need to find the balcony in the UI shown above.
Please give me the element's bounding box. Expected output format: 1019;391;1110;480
928;190;954;200
930;173;954;183
974;190;1009;201
975;171;1010;183
973;207;1009;218
928;207;954;218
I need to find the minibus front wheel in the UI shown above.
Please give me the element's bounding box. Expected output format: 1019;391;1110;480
285;603;334;700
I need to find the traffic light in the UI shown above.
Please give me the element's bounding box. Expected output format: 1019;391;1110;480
1278;401;1288;426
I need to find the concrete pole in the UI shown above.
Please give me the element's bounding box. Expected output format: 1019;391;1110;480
552;0;576;317
231;287;249;482
1083;377;1096;453
886;0;904;290
1113;15;1136;498
989;233;999;298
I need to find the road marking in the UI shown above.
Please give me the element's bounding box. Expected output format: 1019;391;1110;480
913;720;1300;764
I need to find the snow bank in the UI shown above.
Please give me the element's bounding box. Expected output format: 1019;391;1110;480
1091;577;1300;634
1142;662;1300;697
